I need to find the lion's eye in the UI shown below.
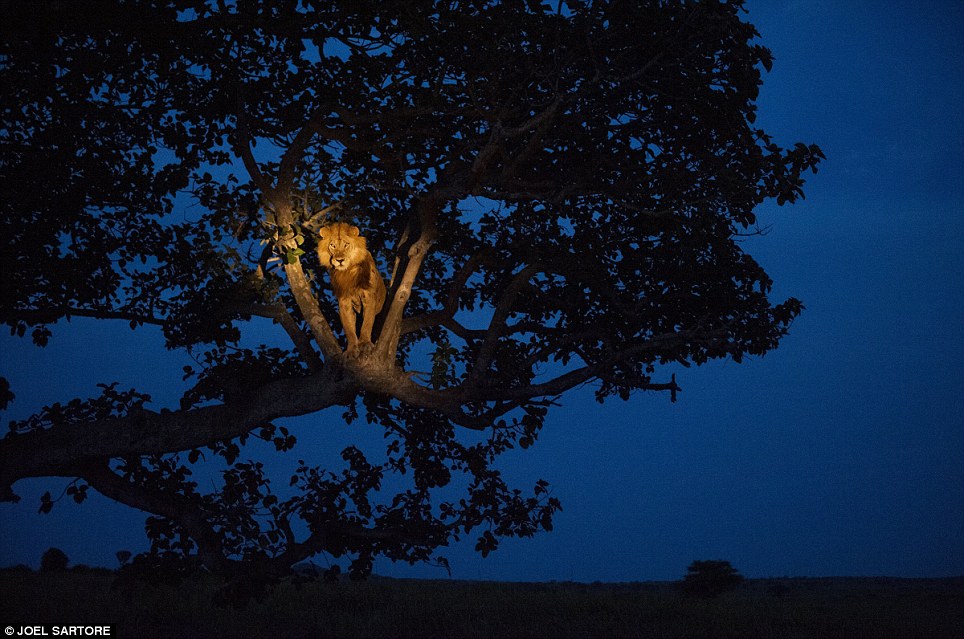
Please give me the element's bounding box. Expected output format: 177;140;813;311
329;243;335;250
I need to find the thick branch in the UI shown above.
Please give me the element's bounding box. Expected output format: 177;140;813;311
246;249;325;373
275;522;411;570
0;307;165;327
279;259;341;359
234;105;345;360
340;358;489;431
375;194;445;359
0;370;355;501
80;461;229;571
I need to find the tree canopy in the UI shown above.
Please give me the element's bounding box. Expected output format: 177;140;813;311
0;0;821;592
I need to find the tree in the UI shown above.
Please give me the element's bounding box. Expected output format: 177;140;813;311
40;547;70;572
0;0;821;589
680;560;745;598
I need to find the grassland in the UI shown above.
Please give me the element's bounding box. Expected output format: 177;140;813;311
1;568;961;638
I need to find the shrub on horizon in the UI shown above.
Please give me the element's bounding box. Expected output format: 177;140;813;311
680;560;744;598
40;547;69;572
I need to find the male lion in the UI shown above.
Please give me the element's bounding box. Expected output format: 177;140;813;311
316;222;387;352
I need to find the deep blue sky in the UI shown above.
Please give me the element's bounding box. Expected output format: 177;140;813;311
2;1;962;581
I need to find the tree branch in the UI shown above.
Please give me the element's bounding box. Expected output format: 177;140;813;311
80;458;409;575
375;193;447;359
460;330;701;405
276;109;325;193
233;94;274;197
232;101;342;360
465;264;543;387
400;248;490;336
79;460;229;572
0;370;355;501
280;261;342;359
243;303;323;372
0;307;166;327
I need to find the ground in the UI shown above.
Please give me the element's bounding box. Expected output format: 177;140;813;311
1;568;961;638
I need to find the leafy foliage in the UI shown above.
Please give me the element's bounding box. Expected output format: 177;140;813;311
681;560;746;598
0;0;821;597
40;547;70;572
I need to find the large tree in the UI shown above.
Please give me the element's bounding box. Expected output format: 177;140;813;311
0;0;821;588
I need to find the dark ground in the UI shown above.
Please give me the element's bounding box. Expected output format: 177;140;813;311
1;567;962;638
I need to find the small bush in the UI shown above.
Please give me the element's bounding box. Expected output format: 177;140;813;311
4;564;33;574
40;547;69;572
681;560;744;598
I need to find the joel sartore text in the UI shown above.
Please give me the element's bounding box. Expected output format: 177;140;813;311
5;627;112;636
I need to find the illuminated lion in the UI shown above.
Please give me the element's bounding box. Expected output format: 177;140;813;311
316;222;387;352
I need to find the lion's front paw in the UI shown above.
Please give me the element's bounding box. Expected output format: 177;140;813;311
345;342;374;360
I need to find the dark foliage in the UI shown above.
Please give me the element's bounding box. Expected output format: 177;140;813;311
0;0;821;596
5;571;963;639
681;560;745;598
40;547;69;572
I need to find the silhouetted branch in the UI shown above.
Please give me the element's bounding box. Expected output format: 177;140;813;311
87;452;432;575
461;330;697;404
0;307;166;327
277;109;326;193
466;264;543;387
241;303;322;372
401;249;491;336
233;95;273;197
80;461;229;572
0;369;355;501
375;194;447;359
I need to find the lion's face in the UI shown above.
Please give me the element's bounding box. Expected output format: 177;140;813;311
317;222;367;272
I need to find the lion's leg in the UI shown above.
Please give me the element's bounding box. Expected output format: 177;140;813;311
338;299;359;351
359;297;376;347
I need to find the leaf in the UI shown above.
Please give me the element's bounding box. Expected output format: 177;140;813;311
31;326;52;347
39;491;54;514
283;248;305;264
0;377;15;410
71;484;88;504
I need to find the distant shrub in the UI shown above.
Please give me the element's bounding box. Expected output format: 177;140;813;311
70;565;112;576
4;564;33;574
40;547;69;572
681;560;744;598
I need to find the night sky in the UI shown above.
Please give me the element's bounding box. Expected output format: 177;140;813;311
1;1;962;582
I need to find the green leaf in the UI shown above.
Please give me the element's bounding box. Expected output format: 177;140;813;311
283;248;305;264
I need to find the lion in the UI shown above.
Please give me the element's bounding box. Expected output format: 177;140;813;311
316;222;387;352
